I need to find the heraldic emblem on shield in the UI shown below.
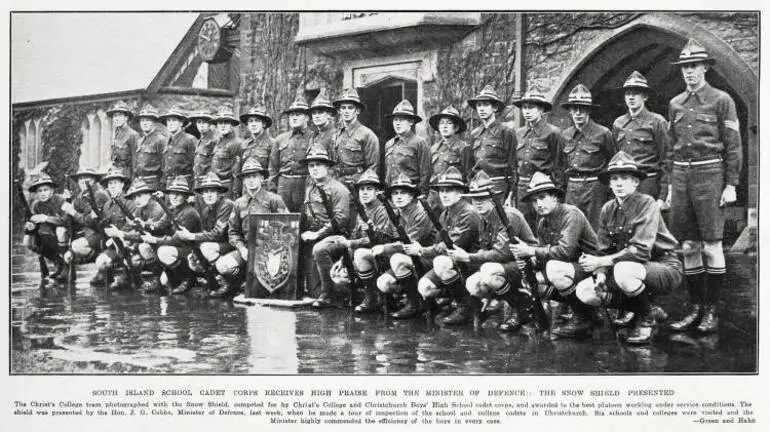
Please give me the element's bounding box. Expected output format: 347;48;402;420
246;213;300;299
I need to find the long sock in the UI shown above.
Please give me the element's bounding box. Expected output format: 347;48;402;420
705;269;725;305
684;268;706;304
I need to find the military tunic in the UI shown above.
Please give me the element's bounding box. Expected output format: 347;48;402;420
470;119;517;197
211;130;243;198
302;178;351;236
194;129;218;180
421;200;482;260
123;200;166;243
383;130;432;196
378;201;437;255
427;135;474;211
228;188;288;252
516;118;564;229
348;199;399;249
134;127;167;190
240;131;273;186
534;203;598;264
271;127;312;212
333;119;379;184
111;124;140;178
612;107;669;199
70;185;111;249
162;131;197;189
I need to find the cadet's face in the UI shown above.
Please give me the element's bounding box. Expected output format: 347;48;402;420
35;185;54;202
107;180;125;197
438;118;457;138
681;62;708;88
438;187;462;207
358;185;377;205
390;189;414;208
139;118;155;132
339;103;359;123
392;116;414;135
521;103;544;123
217;121;233;135
624;90;648;111
134;192;151;208
111;113;128;128
243;173;263;191
201;189;219;205
311;109;332;127
471;197;494;215
165;117;183;133
569;106;590;128
196;119;211;133
533;192;559;216
246;117;264;134
168;192;185;207
609;173;639;199
475;101;495;120
288;113;308;129
307;162;329;181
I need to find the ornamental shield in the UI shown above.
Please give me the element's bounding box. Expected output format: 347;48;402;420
246;213;301;299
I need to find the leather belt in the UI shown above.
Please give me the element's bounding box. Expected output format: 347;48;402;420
488;176;507;181
337;166;364;176
137;175;160;181
673;158;721;167
517;176;532;183
569;176;598;182
281;174;306;179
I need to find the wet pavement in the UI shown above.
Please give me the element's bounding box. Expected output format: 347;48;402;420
10;244;757;374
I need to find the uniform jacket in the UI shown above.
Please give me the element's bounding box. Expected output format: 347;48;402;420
470;118;517;194
111;124;140;178
430;135;474;179
560;119;616;181
100;194;133;230
241;131;273;179
516;117;564;183
155;202;202;247
468;207;536;265
378;201;436;255
612;108;669;198
270;127;312;186
194;196;234;243
384;130;432;196
348;199;399;249
229;187;288;250
134;127;167;179
31;194;66;234
534;203;598;262
211;130;243;181
70;184;111;229
163;130;197;186
123;199;166;242
333;119;379;177
422;199;482;259
303;178;350;237
311;122;337;158
194;129;219;178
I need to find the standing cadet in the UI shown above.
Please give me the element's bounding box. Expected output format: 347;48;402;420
665;39;742;334
270;95;313;212
210;106;243;198
239;105;274;190
383;100;432;196
309;89;338;156
332;88;379;184
215;159;288;298
559;84;616;227
159;107;197;190
427;106;473;212
133;104;166;191
612;71;670;200
512;87;565;230
92;166;132;288
509;172;600;339
23;173;68;282
106;101;140;179
60;168;110;273
299;146;351;304
190;110;218;181
575;151;681;344
468;85;517;204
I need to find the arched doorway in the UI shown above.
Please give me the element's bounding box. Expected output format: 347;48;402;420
549;14;757;242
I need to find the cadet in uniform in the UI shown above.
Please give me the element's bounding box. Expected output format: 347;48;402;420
383;100;432;196
106;101;140;179
239;105;274;190
559;84;616;227
159;107;197;190
332;88;379;184
216;158;288;298
510;172;599;339
468;85;517;204
271;95;313;212
23;173;68;282
512;87;565;230
575;152;682;344
60;168;110;275
665;39;742;334
190;110;218;181
210;106;243;199
612;71;670;200
92;166;132;288
427;106;473;212
412;167;482;326
299;146;351;304
309;89;338;156
133;105;166;191
374;174;436;319
460;171;539;333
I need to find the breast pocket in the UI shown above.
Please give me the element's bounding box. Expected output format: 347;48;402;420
694;112;719;139
139;147;161;167
341;143;364;166
212;147;233;171
578;141;604;170
479;138;506;160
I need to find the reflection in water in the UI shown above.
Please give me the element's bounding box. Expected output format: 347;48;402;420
10;249;758;374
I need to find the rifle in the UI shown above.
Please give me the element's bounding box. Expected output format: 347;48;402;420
152;195;218;291
16;179;50;278
376;192;428;276
348;186;379;244
93;189;142;291
487;190;550;331
315;181;359;306
592;273;626;351
65;177;78;290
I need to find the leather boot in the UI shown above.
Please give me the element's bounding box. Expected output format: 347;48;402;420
354;278;382;314
142;277;163;293
613;311;636;328
551;293;594;339
441;280;473;326
696;305;719;333
625;309;658;345
209;272;244;298
171;266;196;295
391;275;422;319
669;272;705;331
496;288;527;333
668;305;703;331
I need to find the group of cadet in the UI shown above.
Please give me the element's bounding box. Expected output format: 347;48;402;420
21;38;742;346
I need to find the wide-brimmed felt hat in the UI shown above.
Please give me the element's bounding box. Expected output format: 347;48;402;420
513;87;553;112
521;172;564;202
385;99;422;123
238;158;269;177
300;145;335;166
239;104;273;128
620;70;654;93
598;151;648;184
283;95;310;116
195;171;229;193
165;176;194;196
106;101;134;119
467;85;505;112
560;84;600;110
355;168;383;189
188;110;215;123
159;107;189;124
386;173;420;196
310;89;336;114
463;170;501;198
430;166;468;191
70;167;102;179
333;88;366;112
135;104;160;121
125;178;155;198
28;173;56;192
671;38;716;66
99;166;130;185
429;106;467;134
212;106;240;125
